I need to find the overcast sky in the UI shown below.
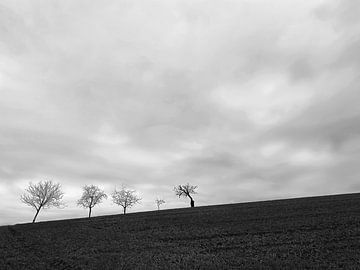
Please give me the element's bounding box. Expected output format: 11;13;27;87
1;0;360;225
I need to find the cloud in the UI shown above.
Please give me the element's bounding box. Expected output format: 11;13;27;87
0;0;359;225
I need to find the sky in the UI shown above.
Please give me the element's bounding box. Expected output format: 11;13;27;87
1;0;360;225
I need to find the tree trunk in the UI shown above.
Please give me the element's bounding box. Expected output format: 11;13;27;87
88;207;92;218
190;199;195;208
32;208;40;223
123;207;126;214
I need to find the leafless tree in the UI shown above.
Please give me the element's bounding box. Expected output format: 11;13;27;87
20;180;64;223
174;183;197;207
155;198;165;210
77;185;107;218
112;186;141;214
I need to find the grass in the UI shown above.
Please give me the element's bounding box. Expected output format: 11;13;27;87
1;193;360;269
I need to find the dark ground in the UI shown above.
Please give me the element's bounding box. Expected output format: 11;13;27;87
1;193;360;269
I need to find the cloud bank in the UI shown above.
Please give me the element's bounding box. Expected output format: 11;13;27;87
1;0;360;225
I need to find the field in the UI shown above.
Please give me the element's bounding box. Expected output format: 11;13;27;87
1;193;360;269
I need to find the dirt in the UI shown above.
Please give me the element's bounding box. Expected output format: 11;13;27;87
1;193;360;269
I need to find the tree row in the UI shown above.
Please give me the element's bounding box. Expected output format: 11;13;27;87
20;180;198;223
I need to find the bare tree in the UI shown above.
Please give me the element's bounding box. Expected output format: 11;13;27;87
174;183;197;207
112;186;141;214
77;185;107;218
155;198;165;210
20;180;64;223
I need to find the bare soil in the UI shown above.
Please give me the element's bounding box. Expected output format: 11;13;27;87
1;193;360;269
